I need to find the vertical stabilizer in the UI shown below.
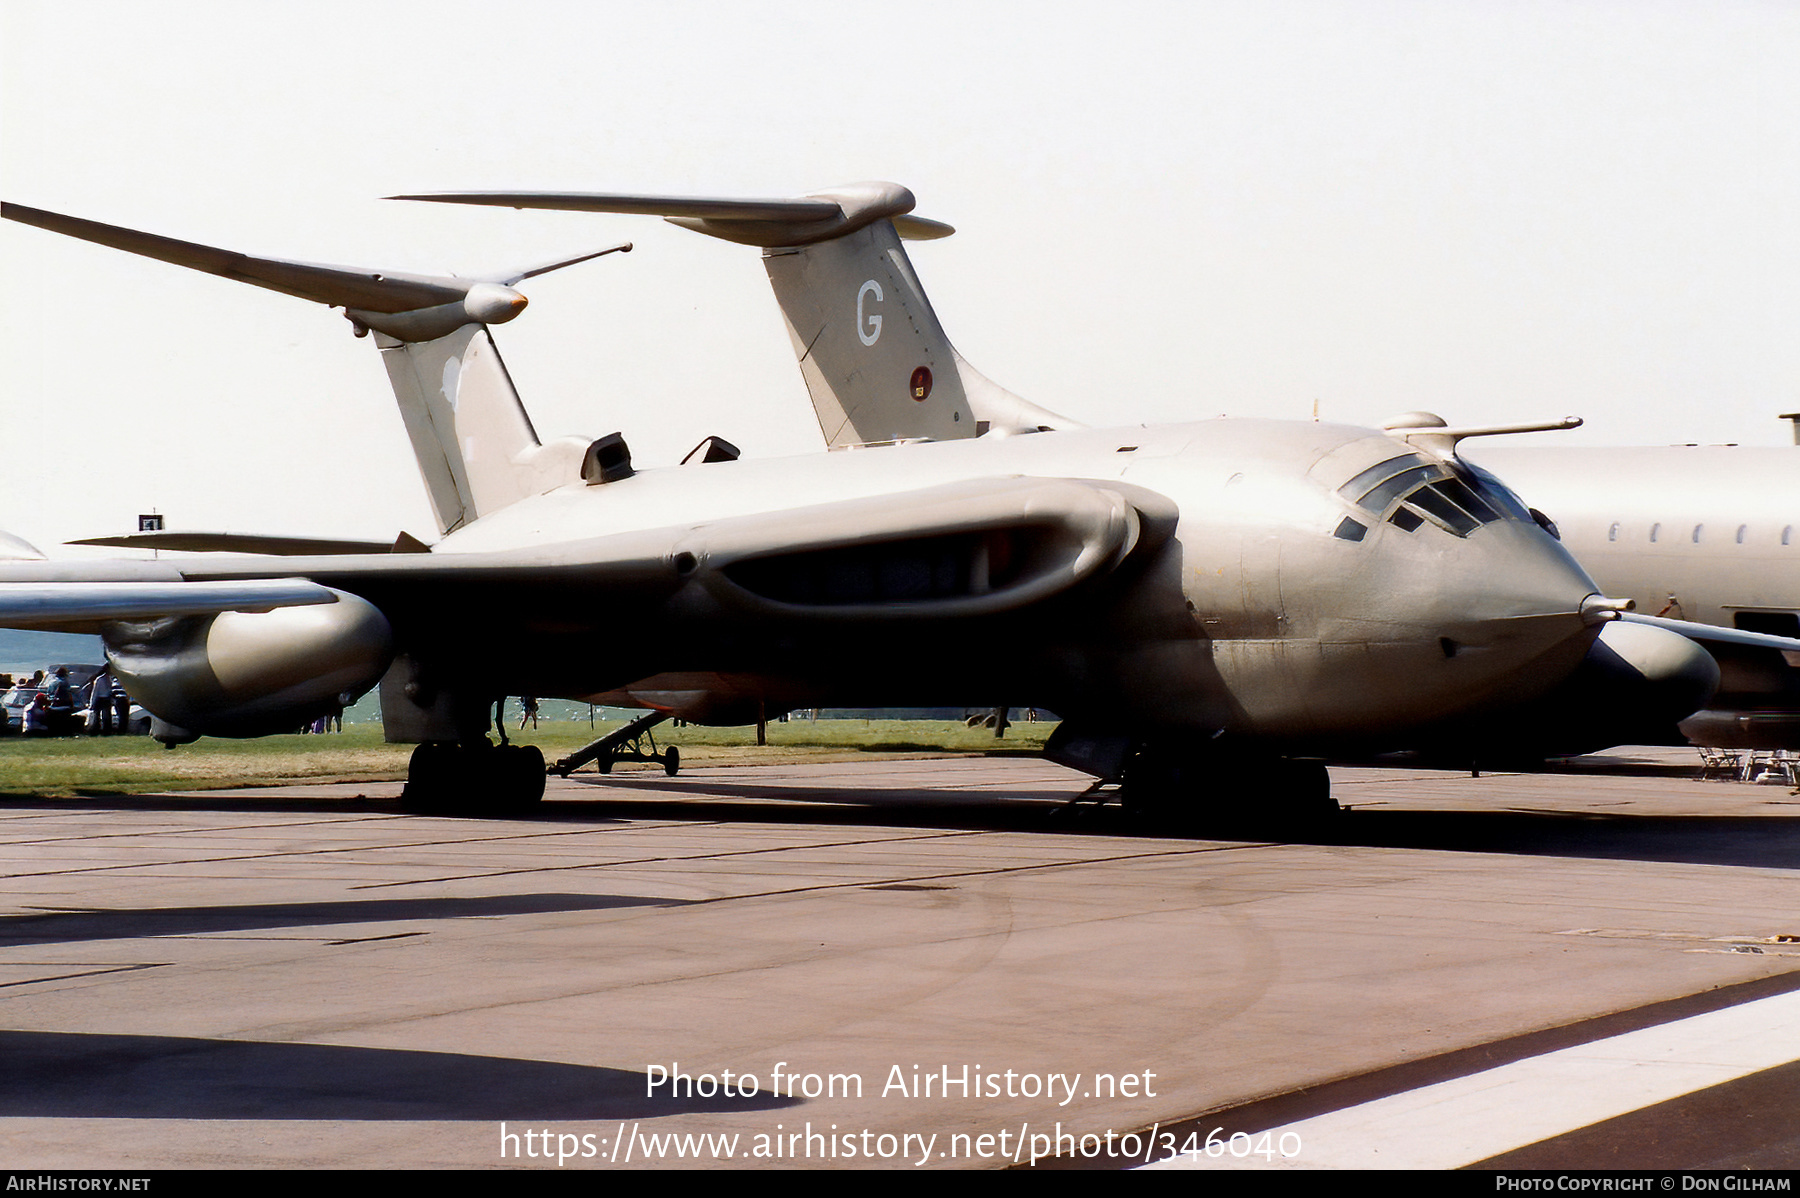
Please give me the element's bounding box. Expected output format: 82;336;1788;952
764;219;974;445
378;326;584;534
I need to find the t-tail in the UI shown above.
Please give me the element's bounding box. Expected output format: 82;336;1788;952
390;182;1082;447
1;202;628;535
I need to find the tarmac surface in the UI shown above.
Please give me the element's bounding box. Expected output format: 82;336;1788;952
0;748;1795;1171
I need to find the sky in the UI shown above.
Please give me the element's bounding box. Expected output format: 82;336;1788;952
3;0;1796;552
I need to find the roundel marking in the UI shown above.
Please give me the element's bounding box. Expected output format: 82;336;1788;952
857;280;883;345
910;366;933;401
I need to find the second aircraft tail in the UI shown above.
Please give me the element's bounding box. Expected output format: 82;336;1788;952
0;202;628;536
392;182;1082;448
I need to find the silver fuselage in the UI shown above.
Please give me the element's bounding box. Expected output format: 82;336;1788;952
435;418;1602;747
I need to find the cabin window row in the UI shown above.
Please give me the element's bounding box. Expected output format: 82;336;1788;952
1606;523;1794;546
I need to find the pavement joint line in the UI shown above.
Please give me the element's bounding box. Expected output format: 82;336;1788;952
0;813;418;846
0;963;170;988
622;840;1279;908
0;820;740;881
347;826;1021;889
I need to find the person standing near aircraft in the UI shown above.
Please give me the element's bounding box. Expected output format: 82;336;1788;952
88;667;116;735
43;666;74;733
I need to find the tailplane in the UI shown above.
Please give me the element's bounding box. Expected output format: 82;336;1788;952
1;203;628;534
391;183;1081;447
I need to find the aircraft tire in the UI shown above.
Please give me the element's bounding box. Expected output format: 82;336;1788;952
664;746;680;777
402;742;465;814
1255;758;1339;835
500;744;546;812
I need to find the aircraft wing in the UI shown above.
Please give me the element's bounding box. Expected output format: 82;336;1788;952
66;531;427;556
0;578;339;634
1618;612;1800;658
0;477;1175;632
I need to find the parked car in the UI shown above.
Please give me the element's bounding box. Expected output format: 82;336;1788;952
0;673;151;737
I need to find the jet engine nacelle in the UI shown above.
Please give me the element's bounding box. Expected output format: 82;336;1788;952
1569;619;1722;729
102;590;393;738
1416;618;1721;764
1474;618;1722;760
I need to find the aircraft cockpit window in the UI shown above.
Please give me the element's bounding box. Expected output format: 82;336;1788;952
1338;453;1538;539
1339;455;1427;507
1451;461;1535;523
1333;517;1368;542
1406;484;1481;537
1432;476;1501;524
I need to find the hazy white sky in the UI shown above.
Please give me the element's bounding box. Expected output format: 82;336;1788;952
4;0;1796;550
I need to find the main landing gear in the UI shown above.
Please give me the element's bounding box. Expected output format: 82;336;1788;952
1098;742;1340;837
402;740;547;815
401;697;547;816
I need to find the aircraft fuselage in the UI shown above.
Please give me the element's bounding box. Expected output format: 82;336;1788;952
425;418;1603;750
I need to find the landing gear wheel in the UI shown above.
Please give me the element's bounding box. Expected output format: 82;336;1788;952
496;743;546;814
402;742;462;813
663;746;680;777
403;742;546;816
1255;759;1339;836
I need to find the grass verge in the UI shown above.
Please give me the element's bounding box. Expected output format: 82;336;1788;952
0;719;1054;797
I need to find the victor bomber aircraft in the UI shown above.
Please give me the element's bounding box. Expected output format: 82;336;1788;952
0;183;1770;819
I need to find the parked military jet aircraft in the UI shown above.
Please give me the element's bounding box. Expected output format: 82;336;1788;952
2;184;1780;818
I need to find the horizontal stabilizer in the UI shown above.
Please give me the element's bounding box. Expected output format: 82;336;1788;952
2;202;628;342
6;202;472;312
393;182;954;248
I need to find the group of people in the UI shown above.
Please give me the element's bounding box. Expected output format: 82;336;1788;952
1;666;135;737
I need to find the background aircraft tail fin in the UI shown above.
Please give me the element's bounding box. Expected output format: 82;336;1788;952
1;202;628;534
392;183;1082;447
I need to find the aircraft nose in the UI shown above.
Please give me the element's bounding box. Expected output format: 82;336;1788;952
1424;523;1609;708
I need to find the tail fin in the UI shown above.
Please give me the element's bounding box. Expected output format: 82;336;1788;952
0;202;627;534
392;183;1082;447
376;324;567;534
